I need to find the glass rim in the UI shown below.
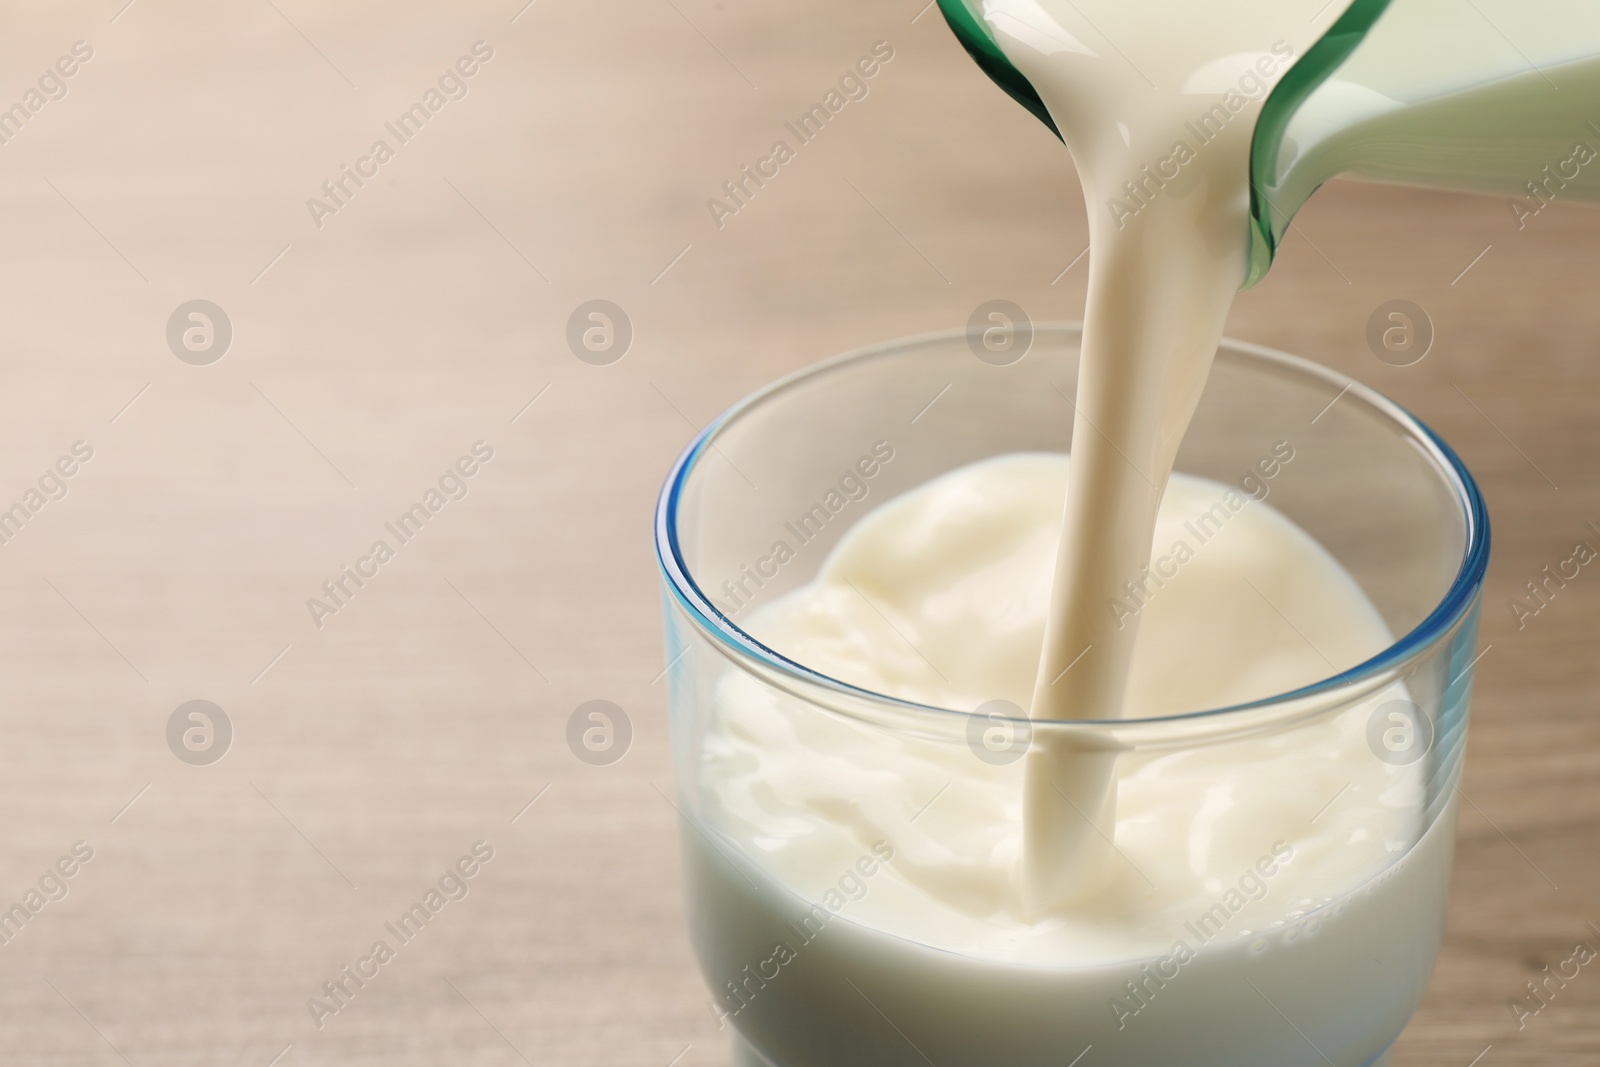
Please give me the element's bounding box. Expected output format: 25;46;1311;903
653;323;1491;731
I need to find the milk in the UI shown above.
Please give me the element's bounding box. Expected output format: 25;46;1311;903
692;455;1452;1066
970;0;1347;910
683;1;1469;1060
1257;0;1600;265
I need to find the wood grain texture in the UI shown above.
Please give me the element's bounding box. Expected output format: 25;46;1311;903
0;1;1593;1064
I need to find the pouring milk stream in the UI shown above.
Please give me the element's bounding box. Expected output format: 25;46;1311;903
977;0;1326;914
930;0;1600;911
679;1;1565;1060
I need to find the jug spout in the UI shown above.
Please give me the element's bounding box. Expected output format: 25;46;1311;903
937;0;1600;289
937;0;1063;140
1249;0;1600;285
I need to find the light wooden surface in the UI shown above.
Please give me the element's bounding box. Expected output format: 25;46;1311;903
0;1;1595;1064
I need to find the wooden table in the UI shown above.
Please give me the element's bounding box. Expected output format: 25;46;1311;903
0;1;1593;1064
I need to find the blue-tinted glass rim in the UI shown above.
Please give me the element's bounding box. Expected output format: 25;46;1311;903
654;325;1490;729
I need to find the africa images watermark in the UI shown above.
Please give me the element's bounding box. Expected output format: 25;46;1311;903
705;40;896;231
712;440;896;618
1507;122;1600;231
307;441;495;629
1108;841;1297;1030
1108;40;1295;230
1105;441;1296;629
705;841;896;1030
567;699;632;766
306;40;496;230
1507;521;1599;631
0;40;94;147
1508;921;1600;1030
0;841;95;949
306;840;496;1029
0;440;95;548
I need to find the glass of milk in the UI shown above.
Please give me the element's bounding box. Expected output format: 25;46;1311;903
654;325;1488;1067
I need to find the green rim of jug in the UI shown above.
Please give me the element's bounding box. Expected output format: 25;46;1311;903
935;0;1063;139
1245;0;1393;287
933;0;1396;289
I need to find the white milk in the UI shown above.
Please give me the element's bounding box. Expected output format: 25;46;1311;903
972;0;1352;911
687;2;1468;1061
1265;0;1600;231
692;455;1451;1066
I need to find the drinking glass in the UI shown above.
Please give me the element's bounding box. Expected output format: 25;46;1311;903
654;324;1488;1067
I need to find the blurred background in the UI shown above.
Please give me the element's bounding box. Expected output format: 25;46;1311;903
0;0;1594;1063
